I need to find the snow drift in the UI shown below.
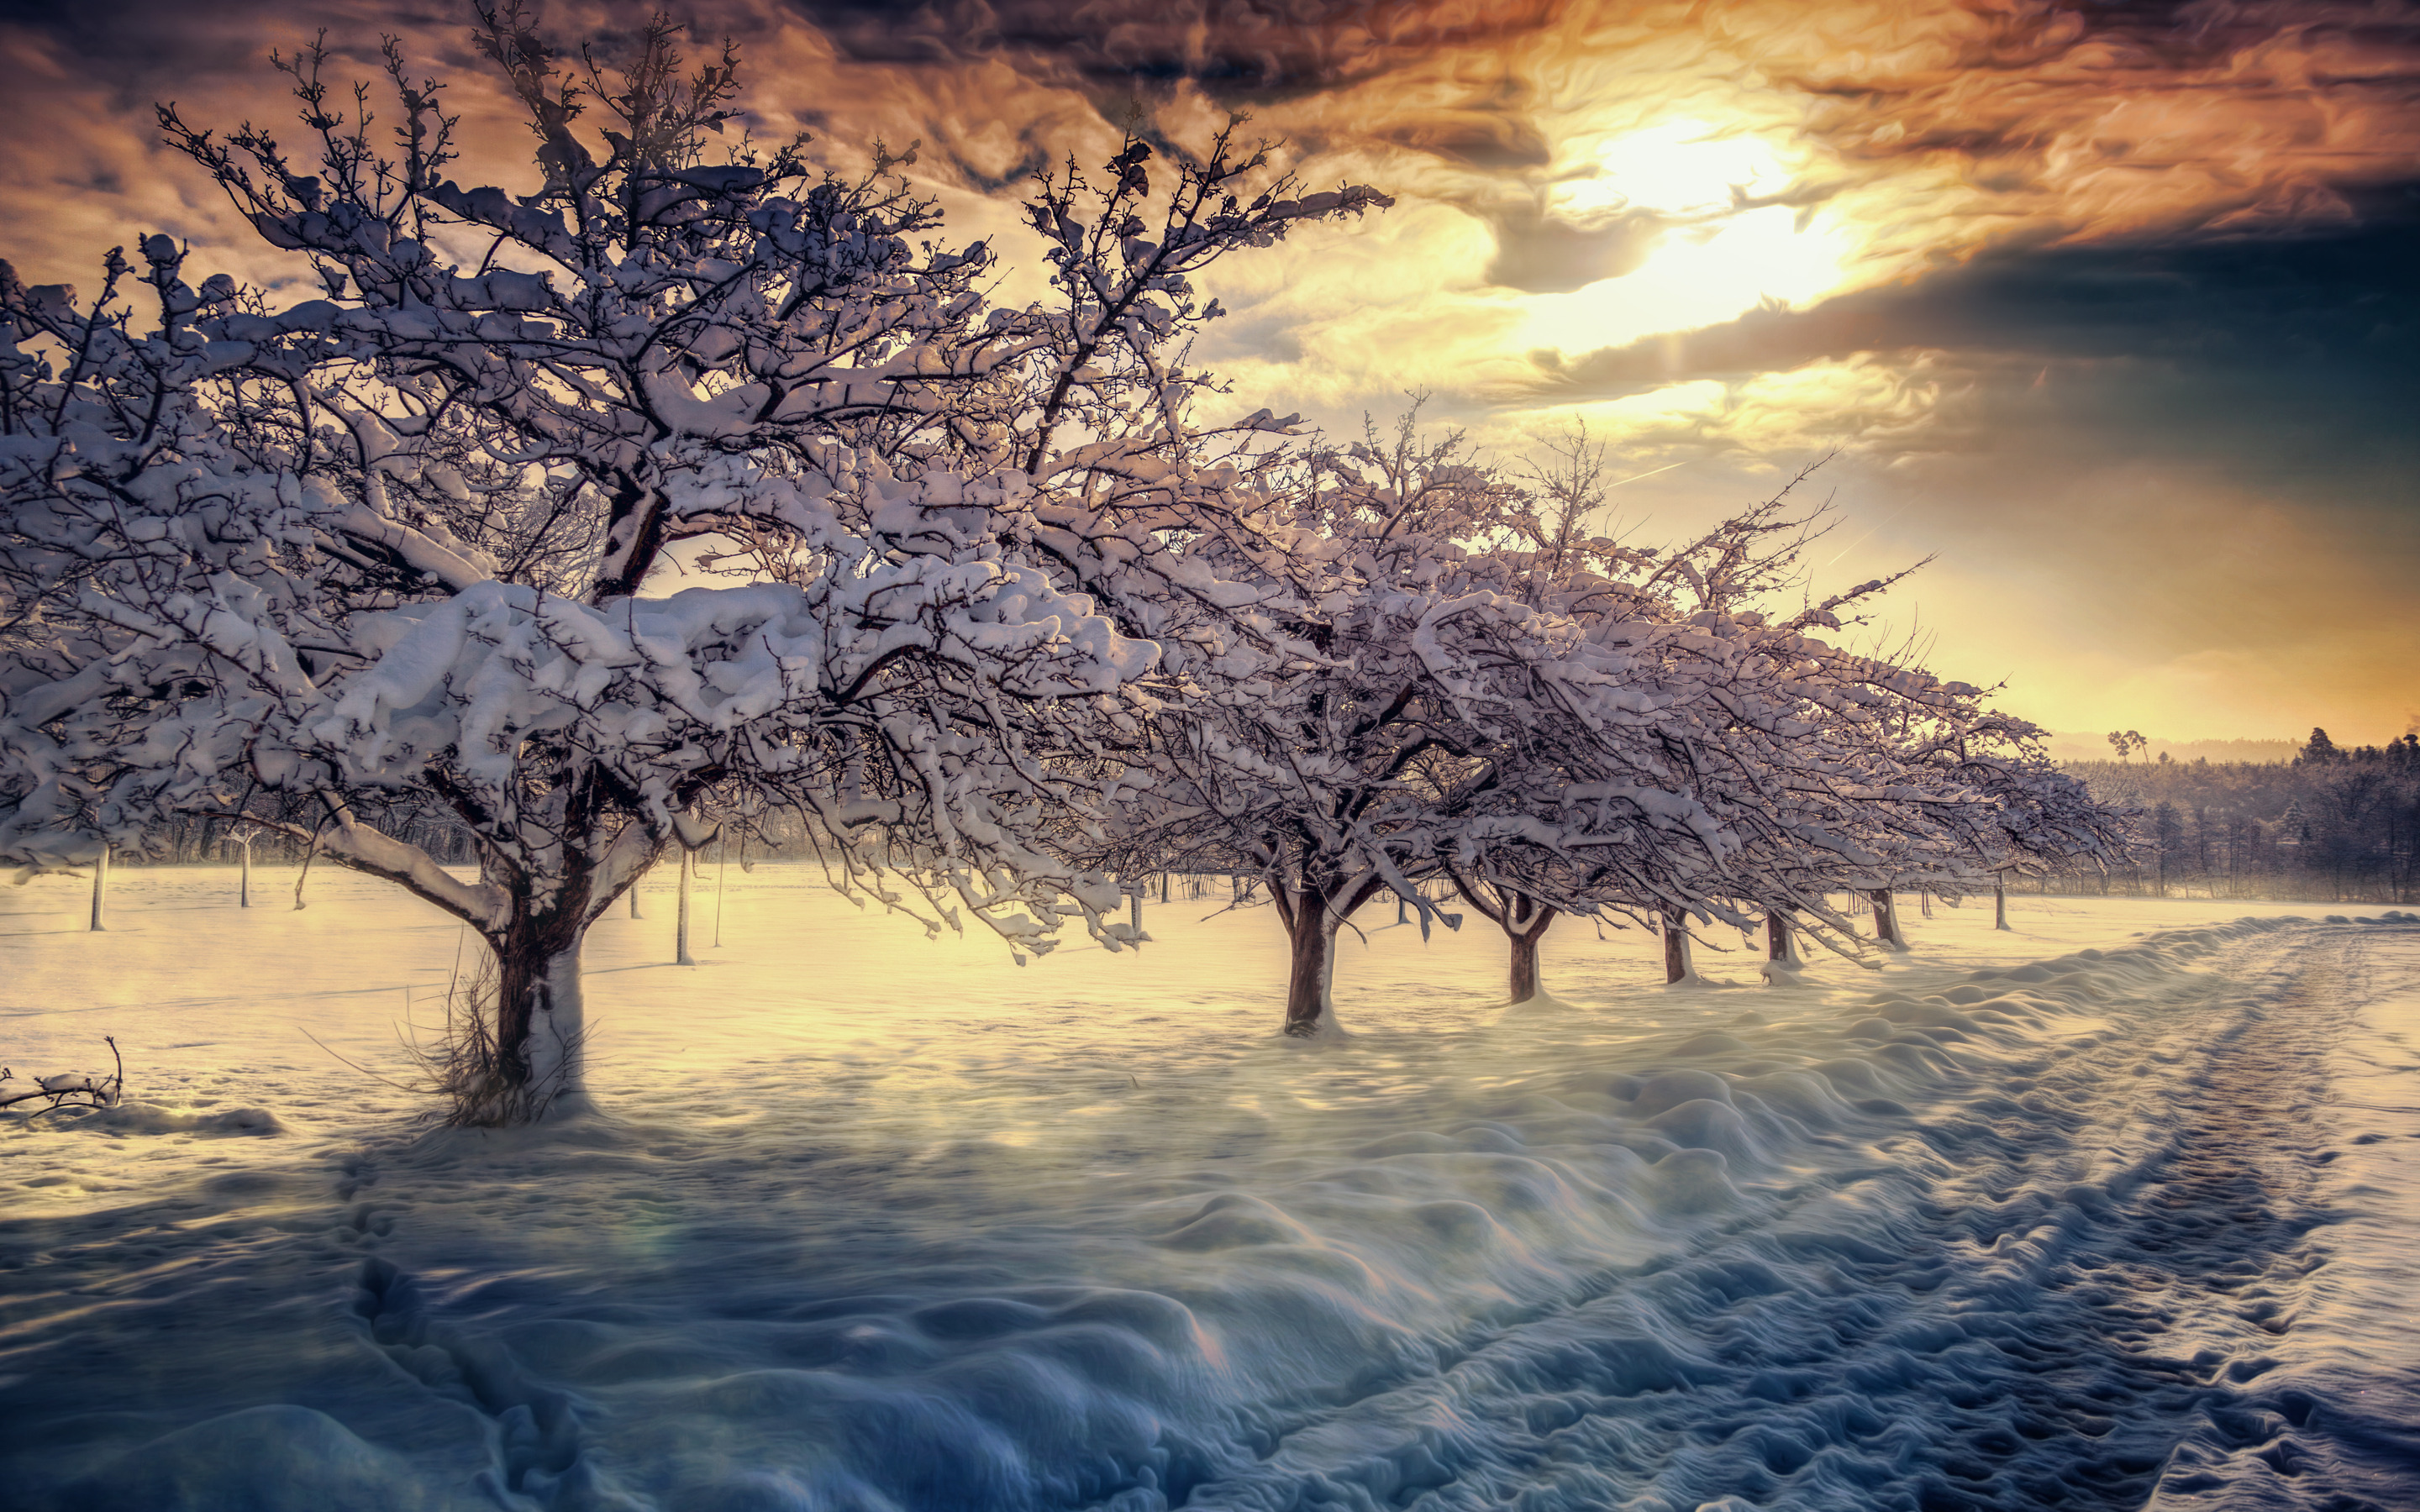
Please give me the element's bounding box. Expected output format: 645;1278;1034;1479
3;874;2417;1511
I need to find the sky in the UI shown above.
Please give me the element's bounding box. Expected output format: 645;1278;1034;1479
2;0;2415;745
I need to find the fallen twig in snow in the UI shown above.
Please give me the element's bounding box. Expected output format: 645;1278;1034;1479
1;1037;124;1116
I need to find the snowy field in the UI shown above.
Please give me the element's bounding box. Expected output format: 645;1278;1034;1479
3;866;2417;1512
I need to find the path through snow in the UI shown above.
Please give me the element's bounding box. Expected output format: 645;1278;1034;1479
2;872;2416;1510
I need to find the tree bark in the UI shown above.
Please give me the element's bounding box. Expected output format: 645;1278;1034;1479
1662;904;1695;983
1277;874;1386;1037
1442;872;1556;1003
1508;927;1542;1003
1282;887;1338;1037
494;913;591;1107
1994;879;2011;932
88;845;107;932
1869;889;1905;949
630;861;645;918
676;846;696;965
1504;892;1556;1003
713;831;728;948
1765;908;1799;967
293;834;318;911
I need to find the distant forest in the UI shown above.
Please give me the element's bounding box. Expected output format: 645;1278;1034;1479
2038;732;2301;766
2039;730;2420;904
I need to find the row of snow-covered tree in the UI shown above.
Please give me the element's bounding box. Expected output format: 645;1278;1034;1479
0;9;2122;1121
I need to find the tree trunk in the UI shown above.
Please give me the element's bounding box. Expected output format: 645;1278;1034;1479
1869;889;1905;949
493;919;590;1110
1503;894;1556;1003
1276;874;1384;1037
88;845;108;932
1282;890;1339;1037
1507;930;1539;1003
1765;908;1799;967
630;862;644;918
238;841;251;908
1662;904;1695;983
676;847;696;966
1994;879;2010;932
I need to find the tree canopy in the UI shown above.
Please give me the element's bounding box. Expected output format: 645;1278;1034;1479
1;4;2123;1113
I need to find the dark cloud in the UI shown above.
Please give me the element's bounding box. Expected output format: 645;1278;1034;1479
1533;193;2420;475
1365;113;1549;171
1754;1;2420;245
783;0;1562;102
0;0;255;111
1480;202;1665;293
0;0;467;99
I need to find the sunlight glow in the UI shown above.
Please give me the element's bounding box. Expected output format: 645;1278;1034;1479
1556;380;1728;444
1518;203;1856;355
1555;118;1797;217
1504;356;1943;457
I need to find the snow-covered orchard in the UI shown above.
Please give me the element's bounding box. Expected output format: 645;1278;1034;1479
14;13;2416;1510
3;10;2124;1123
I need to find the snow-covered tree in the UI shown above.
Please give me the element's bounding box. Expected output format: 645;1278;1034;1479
1320;441;1877;994
1947;741;2128;929
1088;417;1857;1026
0;13;1381;1118
1344;436;2121;994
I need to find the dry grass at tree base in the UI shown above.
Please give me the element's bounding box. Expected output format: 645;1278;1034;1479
299;944;584;1128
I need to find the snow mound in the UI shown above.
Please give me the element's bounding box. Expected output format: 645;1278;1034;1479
64;1405;487;1512
37;1100;287;1136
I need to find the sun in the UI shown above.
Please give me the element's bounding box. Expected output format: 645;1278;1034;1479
1555;118;1798;218
1516;119;1854;355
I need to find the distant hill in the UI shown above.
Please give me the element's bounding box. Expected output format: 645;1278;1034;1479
2039;732;2299;766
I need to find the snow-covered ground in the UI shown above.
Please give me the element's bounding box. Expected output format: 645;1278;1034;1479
4;866;2417;1511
